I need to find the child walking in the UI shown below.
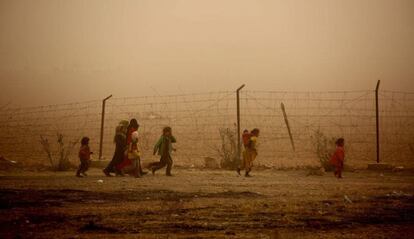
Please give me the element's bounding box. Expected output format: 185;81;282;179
149;126;176;176
103;120;128;177
330;138;345;179
237;128;260;177
76;137;92;177
126;118;139;145
119;131;144;177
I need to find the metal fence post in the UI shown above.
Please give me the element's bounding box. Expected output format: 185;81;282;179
99;95;112;160
375;80;380;163
281;102;295;152
236;84;245;165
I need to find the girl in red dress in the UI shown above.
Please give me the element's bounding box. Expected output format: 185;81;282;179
330;138;345;178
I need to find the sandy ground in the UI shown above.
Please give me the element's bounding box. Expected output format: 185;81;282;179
0;168;413;239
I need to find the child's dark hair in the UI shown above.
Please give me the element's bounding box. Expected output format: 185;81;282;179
251;128;260;135
243;129;249;133
163;126;172;134
81;137;90;146
128;118;139;131
335;138;344;146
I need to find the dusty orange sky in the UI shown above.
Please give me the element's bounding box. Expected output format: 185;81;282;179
1;0;413;106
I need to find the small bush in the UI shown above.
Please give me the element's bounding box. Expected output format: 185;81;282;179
39;133;79;171
214;127;239;170
310;129;335;171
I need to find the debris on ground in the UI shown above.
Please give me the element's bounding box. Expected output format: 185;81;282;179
392;166;404;172
344;195;353;204
387;191;413;198
0;156;19;171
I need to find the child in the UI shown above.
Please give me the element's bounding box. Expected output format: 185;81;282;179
119;131;143;177
149;126;176;176
330;138;345;179
126;118;139;145
237;128;260;177
76;137;92;177
103;121;128;177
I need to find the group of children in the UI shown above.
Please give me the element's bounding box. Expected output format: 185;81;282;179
76;118;177;178
234;128;345;178
77;120;346;179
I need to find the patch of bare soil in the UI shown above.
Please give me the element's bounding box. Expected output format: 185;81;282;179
0;169;413;238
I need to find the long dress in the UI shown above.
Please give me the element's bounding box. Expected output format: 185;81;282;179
104;133;126;173
119;142;142;177
241;136;258;172
330;146;345;177
117;130;142;177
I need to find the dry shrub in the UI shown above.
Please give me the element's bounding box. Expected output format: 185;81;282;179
310;129;335;171
213;127;239;170
39;133;79;171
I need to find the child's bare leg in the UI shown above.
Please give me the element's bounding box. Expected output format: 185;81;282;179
134;159;141;178
244;164;251;177
82;161;89;176
244;152;254;177
337;167;343;178
334;167;342;178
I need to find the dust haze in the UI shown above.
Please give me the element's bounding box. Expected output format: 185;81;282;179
1;1;414;238
1;0;414;106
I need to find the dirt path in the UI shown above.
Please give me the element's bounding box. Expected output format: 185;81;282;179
1;169;413;238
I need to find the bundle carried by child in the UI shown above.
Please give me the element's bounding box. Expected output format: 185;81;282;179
117;131;143;177
242;129;252;149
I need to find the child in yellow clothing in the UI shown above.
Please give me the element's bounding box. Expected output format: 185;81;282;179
121;131;144;177
237;128;260;177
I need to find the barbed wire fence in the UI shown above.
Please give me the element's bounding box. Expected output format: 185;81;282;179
0;89;413;169
378;91;414;166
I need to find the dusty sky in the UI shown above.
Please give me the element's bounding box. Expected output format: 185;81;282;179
1;0;413;106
